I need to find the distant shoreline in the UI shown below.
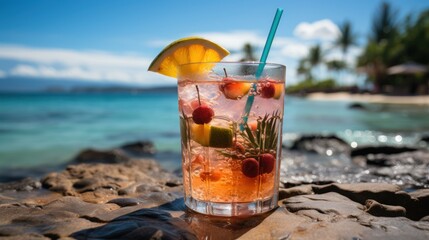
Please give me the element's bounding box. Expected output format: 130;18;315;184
305;92;429;105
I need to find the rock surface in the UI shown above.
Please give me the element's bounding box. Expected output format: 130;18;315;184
1;138;429;239
289;134;351;155
283;136;429;189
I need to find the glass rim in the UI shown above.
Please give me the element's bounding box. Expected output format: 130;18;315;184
178;61;286;68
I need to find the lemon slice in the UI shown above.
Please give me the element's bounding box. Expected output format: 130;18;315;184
148;37;230;78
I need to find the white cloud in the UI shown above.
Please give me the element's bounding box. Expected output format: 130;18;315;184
0;45;150;68
0;44;176;84
279;41;310;59
8;64;175;85
293;19;340;41
194;31;266;51
0;69;6;78
149;31;266;52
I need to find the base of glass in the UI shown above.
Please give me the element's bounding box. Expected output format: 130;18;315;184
184;195;277;217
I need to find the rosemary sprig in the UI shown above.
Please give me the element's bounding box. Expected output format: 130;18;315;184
211;111;282;160
240;110;281;154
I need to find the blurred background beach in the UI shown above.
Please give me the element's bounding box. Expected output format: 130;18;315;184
1;0;429;181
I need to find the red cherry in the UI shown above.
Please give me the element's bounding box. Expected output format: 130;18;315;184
241;158;259;178
260;82;275;98
259;153;275;174
192;105;214;124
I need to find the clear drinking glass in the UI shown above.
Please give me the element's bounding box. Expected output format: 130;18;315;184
177;62;286;217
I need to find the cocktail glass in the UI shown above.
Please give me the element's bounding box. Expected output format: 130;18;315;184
178;62;286;217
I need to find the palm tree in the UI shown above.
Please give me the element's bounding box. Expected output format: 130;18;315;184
335;21;357;62
240;43;257;62
402;10;429;64
357;1;399;93
326;60;347;84
371;2;398;44
333;21;357;85
308;44;323;80
297;58;312;80
296;44;324;82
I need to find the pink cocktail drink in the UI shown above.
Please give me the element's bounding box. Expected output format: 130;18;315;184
178;62;285;216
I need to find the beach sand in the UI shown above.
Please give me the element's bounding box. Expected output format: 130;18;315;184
306;92;429;105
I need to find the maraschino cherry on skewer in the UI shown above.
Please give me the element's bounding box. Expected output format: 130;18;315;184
192;85;214;124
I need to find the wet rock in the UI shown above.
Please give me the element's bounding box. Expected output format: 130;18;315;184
107;198;141;207
312;183;408;206
420;135;429;144
360;217;429;240
71;209;197;240
348;149;429;189
348;102;367;110
410;189;429;204
351;146;419;158
42;160;180;199
0;197;105;238
42;196;117;219
373;150;429;165
364;199;406;217
409;189;429;221
0;203;42;226
72;148;129;164
279;185;313;200
120;141;156;156
282;142;429;190
284;192;365;217
312;183;429;221
289;134;350;155
135;184;164;193
0;233;49;239
0;178;41;192
117;183;138;196
281;184;429;240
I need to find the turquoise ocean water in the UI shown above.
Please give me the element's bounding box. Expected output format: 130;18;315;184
1;92;429;173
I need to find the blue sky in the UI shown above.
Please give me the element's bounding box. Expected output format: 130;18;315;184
1;0;428;90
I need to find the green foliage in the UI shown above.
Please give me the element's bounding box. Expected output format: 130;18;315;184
357;2;429;93
240;43;257;62
326;60;347;71
286;79;337;94
371;2;399;43
335;21;358;56
308;44;323;66
401;10;429;64
297;21;357;83
294;2;428;94
296;45;323;80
